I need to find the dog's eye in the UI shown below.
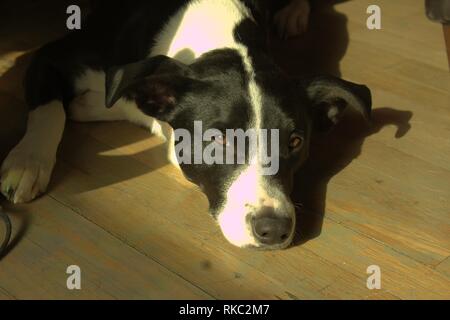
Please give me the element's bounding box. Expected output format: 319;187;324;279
289;133;304;150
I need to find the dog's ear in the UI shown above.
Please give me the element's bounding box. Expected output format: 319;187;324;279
105;55;198;121
303;76;372;132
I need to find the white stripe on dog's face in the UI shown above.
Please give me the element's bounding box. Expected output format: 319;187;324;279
217;43;296;248
217;165;259;247
214;37;264;247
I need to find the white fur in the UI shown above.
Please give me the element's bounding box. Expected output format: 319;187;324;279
1;101;65;203
151;0;253;62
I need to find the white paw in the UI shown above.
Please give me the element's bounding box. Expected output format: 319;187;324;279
0;149;55;204
274;0;311;39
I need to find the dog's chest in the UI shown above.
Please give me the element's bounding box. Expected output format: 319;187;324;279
150;0;252;64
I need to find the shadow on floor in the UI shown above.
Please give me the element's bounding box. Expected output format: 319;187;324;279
270;0;351;78
274;2;414;246
292;107;413;246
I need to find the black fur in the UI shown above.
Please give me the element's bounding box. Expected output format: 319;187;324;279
25;0;189;109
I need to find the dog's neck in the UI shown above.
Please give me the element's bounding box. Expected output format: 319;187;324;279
150;0;262;64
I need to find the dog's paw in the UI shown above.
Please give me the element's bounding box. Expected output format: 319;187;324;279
274;0;310;39
0;149;55;204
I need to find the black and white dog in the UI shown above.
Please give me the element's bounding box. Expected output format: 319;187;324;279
0;0;371;250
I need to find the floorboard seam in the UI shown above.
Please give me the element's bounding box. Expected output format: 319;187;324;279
323;214;449;276
0;285;17;300
46;193;216;300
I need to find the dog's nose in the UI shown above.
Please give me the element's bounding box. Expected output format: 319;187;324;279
252;214;293;245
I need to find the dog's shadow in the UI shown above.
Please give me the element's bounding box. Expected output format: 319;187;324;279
269;1;414;246
291;108;412;246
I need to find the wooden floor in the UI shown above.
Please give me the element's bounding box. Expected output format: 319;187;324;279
0;0;449;299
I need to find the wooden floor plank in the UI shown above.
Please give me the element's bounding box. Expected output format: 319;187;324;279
321;142;450;265
0;197;213;299
435;256;450;277
328;0;447;77
302;219;450;299
0;287;15;300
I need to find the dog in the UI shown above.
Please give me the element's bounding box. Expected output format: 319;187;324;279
0;0;371;250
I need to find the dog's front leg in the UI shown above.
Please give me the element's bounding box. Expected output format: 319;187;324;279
0;101;65;203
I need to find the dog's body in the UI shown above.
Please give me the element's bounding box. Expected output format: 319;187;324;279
1;0;371;250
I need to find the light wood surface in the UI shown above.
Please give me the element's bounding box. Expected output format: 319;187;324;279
0;0;449;300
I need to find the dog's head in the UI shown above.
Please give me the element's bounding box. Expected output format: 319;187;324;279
105;50;371;250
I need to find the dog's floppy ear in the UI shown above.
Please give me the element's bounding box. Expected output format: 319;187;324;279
303;76;372;132
105;55;191;108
